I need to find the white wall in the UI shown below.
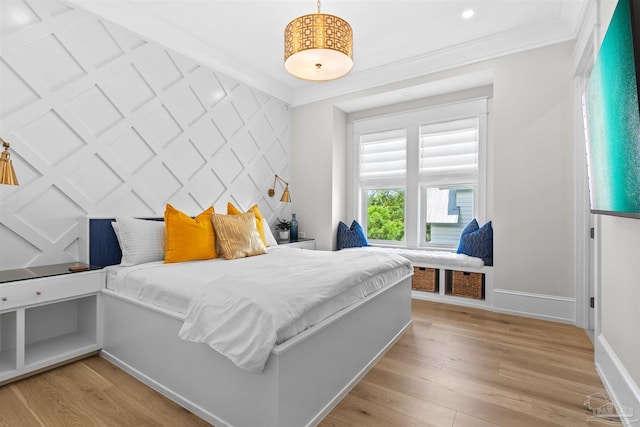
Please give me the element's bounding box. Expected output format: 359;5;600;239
0;0;291;269
582;0;640;421
290;101;342;250
292;42;577;312
492;42;576;299
599;216;640;387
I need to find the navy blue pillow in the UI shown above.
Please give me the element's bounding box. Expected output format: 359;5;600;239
458;220;493;266
337;220;369;250
457;218;479;253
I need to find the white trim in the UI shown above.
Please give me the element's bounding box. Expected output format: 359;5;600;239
412;285;577;325
492;289;576;324
412;290;489;310
292;21;582;107
352;98;488;249
572;0;597;334
595;335;640;427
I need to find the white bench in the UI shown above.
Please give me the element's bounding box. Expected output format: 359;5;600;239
362;246;493;307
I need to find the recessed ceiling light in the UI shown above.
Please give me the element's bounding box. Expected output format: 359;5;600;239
461;9;475;20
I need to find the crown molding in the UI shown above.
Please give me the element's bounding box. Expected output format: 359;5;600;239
289;19;578;107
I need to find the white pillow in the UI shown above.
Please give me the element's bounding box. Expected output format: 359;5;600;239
114;216;166;266
264;223;278;247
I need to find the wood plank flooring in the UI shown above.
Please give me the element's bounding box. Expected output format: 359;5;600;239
0;300;606;427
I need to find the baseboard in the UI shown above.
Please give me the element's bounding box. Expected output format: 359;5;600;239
491;289;576;324
594;335;640;427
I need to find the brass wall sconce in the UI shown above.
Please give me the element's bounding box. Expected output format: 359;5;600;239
268;174;291;202
0;138;19;186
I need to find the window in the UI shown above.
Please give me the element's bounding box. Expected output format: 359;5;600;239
353;99;487;249
359;129;406;242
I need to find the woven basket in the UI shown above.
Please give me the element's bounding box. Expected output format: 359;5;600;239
412;267;438;292
451;270;484;299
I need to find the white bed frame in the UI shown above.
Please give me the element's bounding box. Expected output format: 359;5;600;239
83;217;413;426
101;278;411;427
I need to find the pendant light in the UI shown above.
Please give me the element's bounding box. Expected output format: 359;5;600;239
284;0;353;81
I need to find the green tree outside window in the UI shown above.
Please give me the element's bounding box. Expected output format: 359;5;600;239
367;189;405;241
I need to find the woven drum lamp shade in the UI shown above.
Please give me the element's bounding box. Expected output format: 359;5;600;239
284;12;353;81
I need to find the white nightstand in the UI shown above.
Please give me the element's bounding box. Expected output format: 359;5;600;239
280;238;316;250
0;263;104;385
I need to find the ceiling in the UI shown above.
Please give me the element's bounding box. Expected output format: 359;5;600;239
66;0;589;106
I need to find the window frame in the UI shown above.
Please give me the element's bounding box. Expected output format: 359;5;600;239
353;98;488;249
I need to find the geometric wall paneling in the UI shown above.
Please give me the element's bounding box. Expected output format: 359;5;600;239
107;127;155;174
210;146;244;187
0;0;291;269
13;33;86;91
14;185;86;243
56;18;124;70
230;128;260;167
136;104;183;149
1;0;42;37
189;117;226;159
0;58;41;117
102;21;146;52
189;67;226;109
0;222;41;267
211;99;244;141
65;85;124;136
15;109;87;166
163;83;207;127
103;64;155;114
231;84;261;121
133;44;183;91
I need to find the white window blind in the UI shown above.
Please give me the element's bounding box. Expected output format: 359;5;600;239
419;117;478;183
359;129;406;186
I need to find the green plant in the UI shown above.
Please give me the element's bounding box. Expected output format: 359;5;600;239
367;189;405;241
276;218;292;231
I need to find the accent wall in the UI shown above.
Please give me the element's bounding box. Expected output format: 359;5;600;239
0;0;292;270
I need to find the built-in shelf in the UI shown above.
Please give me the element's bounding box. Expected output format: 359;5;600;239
0;311;17;375
0;264;103;384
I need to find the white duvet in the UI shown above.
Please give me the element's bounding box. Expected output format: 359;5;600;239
106;247;412;372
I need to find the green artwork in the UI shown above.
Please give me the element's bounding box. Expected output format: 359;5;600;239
586;0;640;216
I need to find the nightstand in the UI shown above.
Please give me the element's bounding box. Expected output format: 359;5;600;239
280;238;316;250
0;262;104;385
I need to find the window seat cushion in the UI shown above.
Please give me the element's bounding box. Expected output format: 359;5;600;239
358;246;486;269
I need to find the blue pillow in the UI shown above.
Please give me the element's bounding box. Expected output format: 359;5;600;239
457;220;493;266
456;219;479;253
337;220;369;250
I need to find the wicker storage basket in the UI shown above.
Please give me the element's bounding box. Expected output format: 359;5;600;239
412;267;438;292
450;270;484;299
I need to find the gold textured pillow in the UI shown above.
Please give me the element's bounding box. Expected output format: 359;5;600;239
227;202;268;246
211;211;267;260
164;204;217;263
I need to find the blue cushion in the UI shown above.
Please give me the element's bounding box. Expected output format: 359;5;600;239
337;220;369;250
457;220;493;266
456;219;479;253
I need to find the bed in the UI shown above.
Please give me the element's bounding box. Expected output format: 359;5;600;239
80;217;413;427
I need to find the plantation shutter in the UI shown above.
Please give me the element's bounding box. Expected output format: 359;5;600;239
359;129;406;187
419;117;478;184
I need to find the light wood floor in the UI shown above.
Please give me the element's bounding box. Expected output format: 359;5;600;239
0;299;606;427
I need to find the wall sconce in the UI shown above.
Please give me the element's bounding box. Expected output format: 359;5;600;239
268;174;291;202
0;138;19;186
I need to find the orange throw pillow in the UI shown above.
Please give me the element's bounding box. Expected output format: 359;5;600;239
164;204;217;263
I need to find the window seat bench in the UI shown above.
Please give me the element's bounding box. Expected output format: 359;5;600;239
361;246;493;307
